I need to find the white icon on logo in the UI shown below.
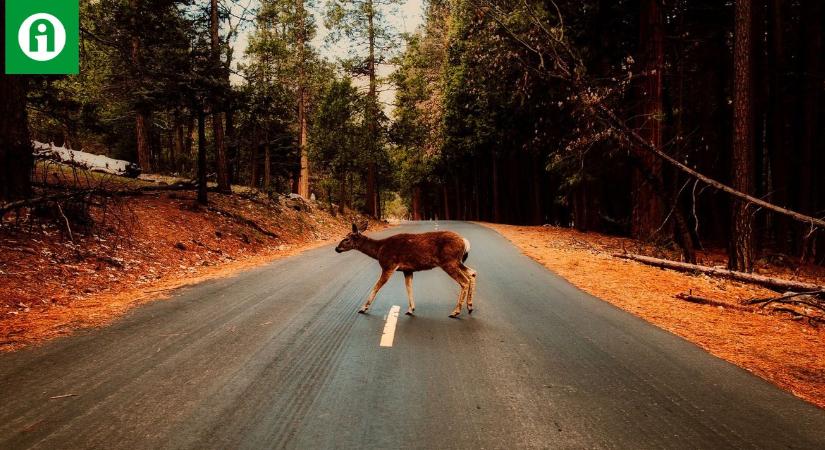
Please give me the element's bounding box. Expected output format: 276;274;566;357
18;13;66;62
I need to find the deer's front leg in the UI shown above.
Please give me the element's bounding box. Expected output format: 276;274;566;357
359;268;394;314
404;271;415;315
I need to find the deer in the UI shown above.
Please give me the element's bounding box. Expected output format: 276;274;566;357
335;223;477;318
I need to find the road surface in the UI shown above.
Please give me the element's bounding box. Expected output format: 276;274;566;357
1;221;823;449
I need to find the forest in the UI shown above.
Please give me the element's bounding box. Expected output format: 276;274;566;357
3;0;825;425
0;0;824;276
392;0;825;273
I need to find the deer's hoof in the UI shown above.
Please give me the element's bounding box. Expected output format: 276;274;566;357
468;308;473;315
405;310;414;316
449;313;460;319
358;309;367;314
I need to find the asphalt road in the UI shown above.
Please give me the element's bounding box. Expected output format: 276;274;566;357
1;221;824;449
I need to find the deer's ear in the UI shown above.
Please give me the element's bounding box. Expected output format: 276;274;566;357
352;223;358;233
361;221;369;232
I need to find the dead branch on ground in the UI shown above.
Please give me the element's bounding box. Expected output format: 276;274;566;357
745;291;825;325
674;292;751;312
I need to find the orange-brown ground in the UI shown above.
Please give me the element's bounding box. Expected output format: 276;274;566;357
481;223;825;409
1;176;384;351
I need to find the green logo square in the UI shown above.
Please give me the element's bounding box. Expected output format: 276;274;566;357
5;0;78;74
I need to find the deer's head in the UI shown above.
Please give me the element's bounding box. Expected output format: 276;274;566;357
335;222;368;253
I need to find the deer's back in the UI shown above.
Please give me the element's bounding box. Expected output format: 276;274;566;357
378;231;466;272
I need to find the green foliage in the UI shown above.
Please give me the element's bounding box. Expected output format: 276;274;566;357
323;0;401;72
310;78;363;174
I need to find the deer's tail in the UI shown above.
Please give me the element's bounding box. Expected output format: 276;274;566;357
462;238;471;262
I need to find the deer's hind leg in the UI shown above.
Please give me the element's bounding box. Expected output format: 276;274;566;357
460;264;477;314
404;271;416;316
360;267;395;314
442;263;470;318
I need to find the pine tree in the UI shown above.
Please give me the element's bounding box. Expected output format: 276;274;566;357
730;0;756;271
0;0;32;200
325;0;401;217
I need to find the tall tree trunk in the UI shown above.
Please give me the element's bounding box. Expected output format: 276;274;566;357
165;127;173;170
296;0;310;199
130;0;151;172
210;0;230;193
572;185;590;231
197;107;208;205
632;0;665;240
134;112;151;172
798;0;823;262
364;0;379;217
412;185;422;220
0;0;32;201
729;0;756;271
767;0;790;250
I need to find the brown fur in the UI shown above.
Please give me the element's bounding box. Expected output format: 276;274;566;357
336;224;477;317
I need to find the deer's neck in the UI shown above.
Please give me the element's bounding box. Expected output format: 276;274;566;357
356;236;382;260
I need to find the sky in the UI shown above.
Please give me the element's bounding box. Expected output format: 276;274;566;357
230;0;425;110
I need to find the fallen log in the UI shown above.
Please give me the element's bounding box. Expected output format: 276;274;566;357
613;253;824;293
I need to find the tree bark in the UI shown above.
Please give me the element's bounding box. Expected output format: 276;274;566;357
197;107;208;205
632;0;665;240
130;0;151;173
364;0;379;217
296;0;310;199
134;112;151;172
767;0;791;249
212;113;229;191
211;0;230;193
798;0;822;262
0;0;32;201
412;185;422;220
729;0;756;272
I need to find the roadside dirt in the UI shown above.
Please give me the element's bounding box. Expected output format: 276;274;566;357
0;178;383;352
482;223;825;409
